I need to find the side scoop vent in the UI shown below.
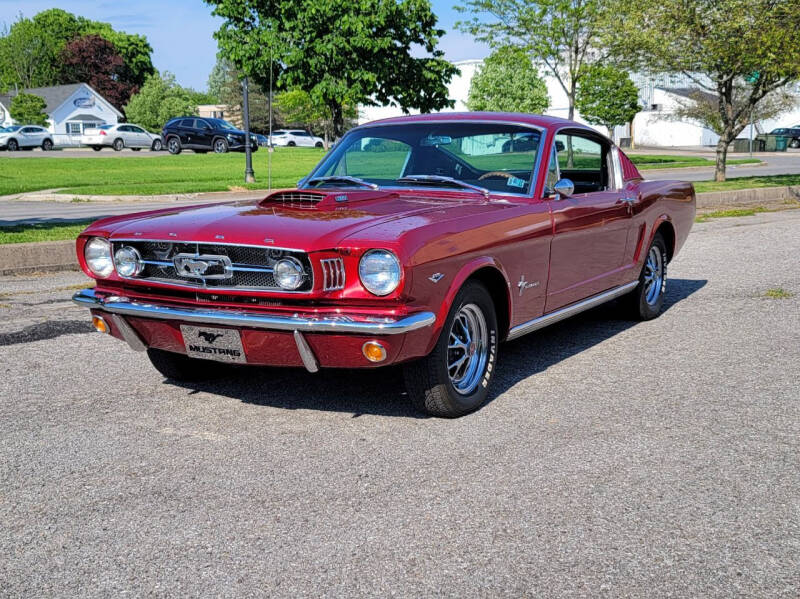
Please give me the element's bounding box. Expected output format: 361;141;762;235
266;191;326;209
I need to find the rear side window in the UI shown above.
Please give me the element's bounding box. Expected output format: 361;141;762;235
179;119;195;128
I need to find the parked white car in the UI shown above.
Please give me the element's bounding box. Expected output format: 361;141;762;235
270;129;324;148
81;124;163;152
0;125;55;151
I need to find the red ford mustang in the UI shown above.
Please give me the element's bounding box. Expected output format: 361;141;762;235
73;113;695;417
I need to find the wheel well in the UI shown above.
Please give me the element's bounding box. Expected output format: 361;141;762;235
467;266;511;339
655;221;676;262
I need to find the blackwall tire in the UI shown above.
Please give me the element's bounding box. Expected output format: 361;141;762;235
151;139;163;151
403;281;499;418
42;139;53;151
622;232;668;320
7;139;18;151
92;146;102;151
113;138;124;151
213;138;229;153
146;348;231;382
167;137;181;155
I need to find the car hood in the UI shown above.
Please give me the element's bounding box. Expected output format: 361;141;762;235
101;189;506;252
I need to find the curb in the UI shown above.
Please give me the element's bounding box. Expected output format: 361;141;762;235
0;240;77;276
1;186;799;276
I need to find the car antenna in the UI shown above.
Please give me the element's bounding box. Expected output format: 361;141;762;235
268;45;273;192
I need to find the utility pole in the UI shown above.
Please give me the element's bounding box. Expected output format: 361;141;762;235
242;76;255;183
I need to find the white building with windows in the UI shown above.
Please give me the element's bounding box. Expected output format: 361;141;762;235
0;83;122;145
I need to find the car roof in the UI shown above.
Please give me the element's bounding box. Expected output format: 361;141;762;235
362;111;596;133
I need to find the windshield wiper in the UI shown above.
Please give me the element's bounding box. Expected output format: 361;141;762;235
307;175;379;190
395;175;490;198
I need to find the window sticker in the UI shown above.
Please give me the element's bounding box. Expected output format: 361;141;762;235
506;176;525;189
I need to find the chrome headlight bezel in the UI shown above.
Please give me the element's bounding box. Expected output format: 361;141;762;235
358;249;401;296
114;245;144;277
273;256;305;290
84;237;114;278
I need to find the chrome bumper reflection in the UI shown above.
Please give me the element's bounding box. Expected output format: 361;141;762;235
72;288;435;335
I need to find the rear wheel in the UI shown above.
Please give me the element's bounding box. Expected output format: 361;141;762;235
790;139;800;149
92;146;102;152
403;281;499;417
113;138;124;151
622;232;668;320
147;348;231;382
287;141;296;147
42;139;53;151
167;136;181;154
315;141;323;148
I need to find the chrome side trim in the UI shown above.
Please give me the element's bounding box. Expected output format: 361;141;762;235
108;314;147;352
72;288;435;335
506;281;639;341
293;330;319;373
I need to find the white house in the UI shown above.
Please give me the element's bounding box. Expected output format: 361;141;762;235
0;83;122;145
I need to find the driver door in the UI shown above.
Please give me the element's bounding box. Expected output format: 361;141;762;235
545;131;633;312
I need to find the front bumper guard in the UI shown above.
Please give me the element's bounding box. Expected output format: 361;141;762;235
73;287;435;352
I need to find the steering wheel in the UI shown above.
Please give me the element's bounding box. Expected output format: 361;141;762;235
478;171;515;181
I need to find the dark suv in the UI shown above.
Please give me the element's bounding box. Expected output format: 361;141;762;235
769;128;800;149
161;117;259;154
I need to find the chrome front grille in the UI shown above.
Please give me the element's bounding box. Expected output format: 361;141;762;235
320;258;345;291
111;240;313;292
268;191;325;209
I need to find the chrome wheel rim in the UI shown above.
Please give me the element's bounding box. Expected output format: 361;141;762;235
643;246;665;305
168;139;179;153
214;140;226;153
447;303;489;395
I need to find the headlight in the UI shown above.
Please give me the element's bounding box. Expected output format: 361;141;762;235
84;237;113;278
114;245;143;277
359;249;401;296
273;257;305;290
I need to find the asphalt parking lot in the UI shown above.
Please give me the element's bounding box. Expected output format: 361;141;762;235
1;210;798;597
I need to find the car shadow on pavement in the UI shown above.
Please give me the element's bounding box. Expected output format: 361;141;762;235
170;278;707;418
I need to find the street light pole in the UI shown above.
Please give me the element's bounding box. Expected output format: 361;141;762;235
242;76;255;183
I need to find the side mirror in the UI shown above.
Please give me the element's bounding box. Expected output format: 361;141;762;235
553;178;574;198
555;140;565;153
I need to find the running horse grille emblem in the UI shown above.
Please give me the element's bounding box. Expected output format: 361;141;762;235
173;254;233;280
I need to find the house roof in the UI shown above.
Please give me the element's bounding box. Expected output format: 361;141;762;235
0;83;122;117
660;87;717;104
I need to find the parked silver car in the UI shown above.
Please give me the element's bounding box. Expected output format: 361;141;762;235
0;125;55;151
81;124;163;152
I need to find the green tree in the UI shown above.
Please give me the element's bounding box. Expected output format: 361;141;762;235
210;57;273;132
458;0;608;120
206;0;459;137
275;89;358;147
123;72;198;131
9;93;48;126
82;23;155;87
467;47;549;113
605;0;800;182
0;17;57;89
575;64;639;138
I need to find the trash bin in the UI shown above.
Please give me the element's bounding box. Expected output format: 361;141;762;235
762;134;779;151
732;139;752;153
775;136;789;152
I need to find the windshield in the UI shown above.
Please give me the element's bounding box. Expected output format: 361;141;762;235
305;122;542;195
206;118;237;131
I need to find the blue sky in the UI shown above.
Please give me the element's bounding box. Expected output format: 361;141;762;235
0;0;489;91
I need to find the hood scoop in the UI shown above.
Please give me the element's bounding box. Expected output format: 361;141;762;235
260;188;397;210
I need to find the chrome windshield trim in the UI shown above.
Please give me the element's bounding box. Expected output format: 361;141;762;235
72;288;436;335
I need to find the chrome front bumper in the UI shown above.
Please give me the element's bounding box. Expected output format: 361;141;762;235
72;288;436;335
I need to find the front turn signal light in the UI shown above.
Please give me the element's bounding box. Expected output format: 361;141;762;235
92;316;109;334
362;341;387;363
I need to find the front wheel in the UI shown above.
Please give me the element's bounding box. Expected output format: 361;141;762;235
151;139;163;151
403;281;499;417
92;146;102;152
113;138;124;151
622;232;668;320
213;138;229;153
147;348;231;382
7;139;18;151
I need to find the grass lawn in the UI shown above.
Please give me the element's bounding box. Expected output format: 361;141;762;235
0;149;768;198
0;220;93;244
694;174;800;193
0;149;324;197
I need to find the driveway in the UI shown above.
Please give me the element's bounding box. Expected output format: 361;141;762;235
0;211;798;596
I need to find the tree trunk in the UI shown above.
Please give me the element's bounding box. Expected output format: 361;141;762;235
714;135;731;183
331;103;344;140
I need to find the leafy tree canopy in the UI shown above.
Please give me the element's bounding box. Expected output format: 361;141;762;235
0;9;154;91
575;64;639;133
61;34;136;110
275;88;358;146
208;57;273;133
604;0;800;181
124;72;200;131
9;93;48;126
467;47;549;113
457;0;608;120
206;0;459;137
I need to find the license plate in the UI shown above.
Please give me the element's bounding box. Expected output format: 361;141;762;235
180;325;246;363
